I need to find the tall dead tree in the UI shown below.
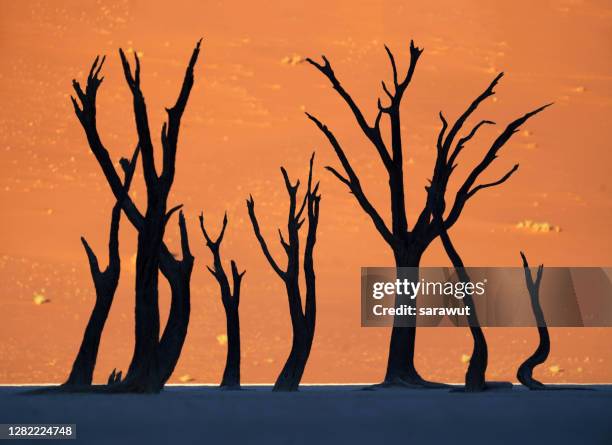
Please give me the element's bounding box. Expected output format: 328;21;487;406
64;146;139;387
199;212;245;389
247;154;320;391
307;40;550;386
517;251;549;390
71;40;201;392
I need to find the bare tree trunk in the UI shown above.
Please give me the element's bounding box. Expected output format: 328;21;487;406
157;213;194;385
437;225;487;392
221;305;241;388
64;148;139;387
517;252;549;390
273;282;313;392
64;208;120;387
247;154;320;392
384;248;421;385
123;196;171;392
199;213;245;389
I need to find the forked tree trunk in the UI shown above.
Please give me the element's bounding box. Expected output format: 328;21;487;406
247;154;320;392
517;252;549;390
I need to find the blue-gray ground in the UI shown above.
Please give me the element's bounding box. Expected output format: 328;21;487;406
0;385;611;444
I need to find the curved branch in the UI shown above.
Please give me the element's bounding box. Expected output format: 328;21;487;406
246;196;286;279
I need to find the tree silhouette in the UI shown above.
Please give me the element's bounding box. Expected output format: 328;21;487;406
64;146;139;387
307;40;550;387
71;40;201;392
431;215;491;392
199;212;246;389
517;251;549;390
246;154;320;391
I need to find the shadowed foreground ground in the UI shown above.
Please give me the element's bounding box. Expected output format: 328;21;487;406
1;385;611;444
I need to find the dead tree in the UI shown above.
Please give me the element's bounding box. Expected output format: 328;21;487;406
307;40;550;387
431;213;489;392
517;251;549;390
64;146;139;387
246;154;320;391
199;213;246;389
71;40;201;392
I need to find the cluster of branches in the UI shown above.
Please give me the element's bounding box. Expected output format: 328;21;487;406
307;40;550;390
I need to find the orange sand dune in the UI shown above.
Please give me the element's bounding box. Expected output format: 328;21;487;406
0;0;611;384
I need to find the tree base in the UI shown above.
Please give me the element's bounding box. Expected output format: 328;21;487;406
364;376;451;391
450;381;514;393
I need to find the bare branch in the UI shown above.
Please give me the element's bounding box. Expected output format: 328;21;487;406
118;47;157;190
296;152;315;220
306;56;392;168
381;81;394;100
164;204;184;226
325;165;351;187
436;112;448;152
161;39;203;187
198;211;228;250
278;229;290;253
467;164;519;199
384;45;399;87
177;210;193;262
306;113;395;246
80;236;101;278
448;120;495;168
246;196;286;279
230;260;246;299
280;166;299;196
520;251;545;296
440;73;504;156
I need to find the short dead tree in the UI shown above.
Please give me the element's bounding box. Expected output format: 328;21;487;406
199;212;245;389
